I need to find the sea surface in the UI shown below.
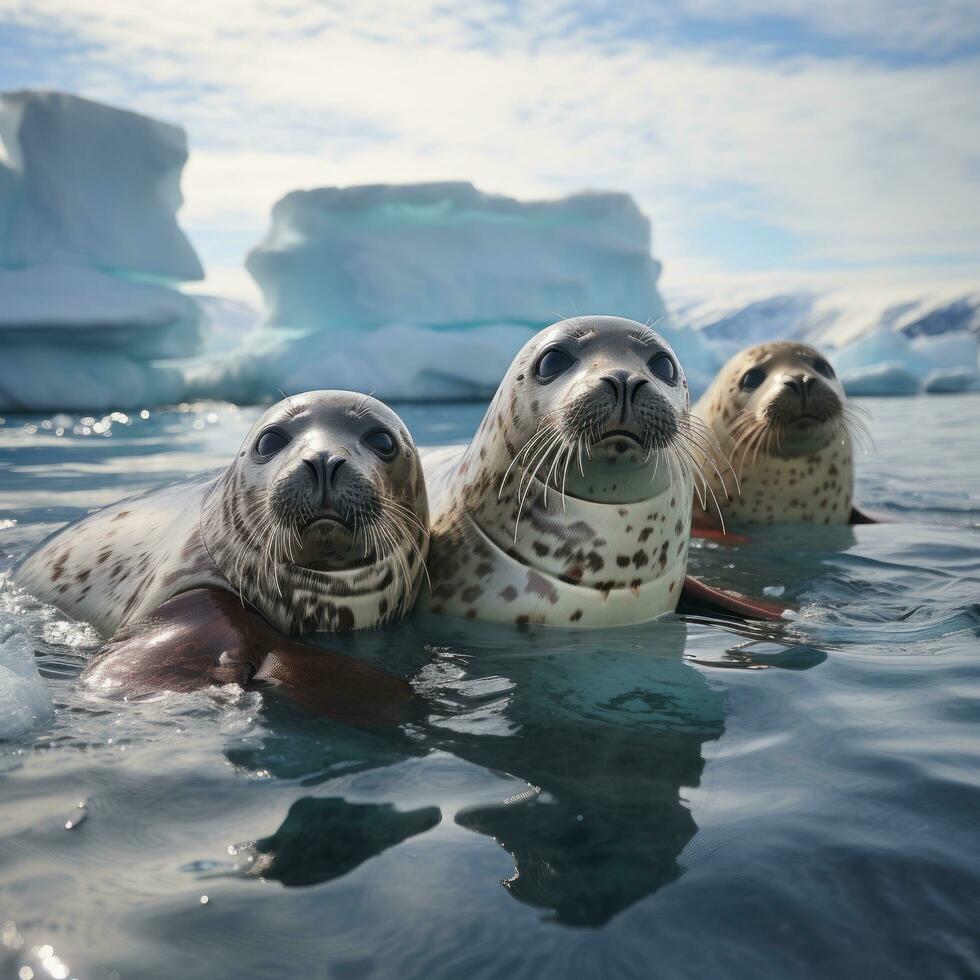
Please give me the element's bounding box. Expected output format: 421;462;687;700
1;395;978;980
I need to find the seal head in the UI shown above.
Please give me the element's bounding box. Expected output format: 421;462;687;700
692;342;866;525
201;391;429;634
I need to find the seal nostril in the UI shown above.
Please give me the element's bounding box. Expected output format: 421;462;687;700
303;458;320;485
325;454;346;487
602;376;621;401
783;377;801;395
629;377;649;405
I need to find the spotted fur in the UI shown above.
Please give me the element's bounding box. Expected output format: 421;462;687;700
422;316;696;626
14;392;429;637
693;342;858;526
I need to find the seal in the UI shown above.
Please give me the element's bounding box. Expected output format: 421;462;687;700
419;315;763;626
14;390;428;713
691;341;874;527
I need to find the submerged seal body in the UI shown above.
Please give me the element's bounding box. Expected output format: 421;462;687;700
692;342;867;526
14;391;428;710
421;316;712;626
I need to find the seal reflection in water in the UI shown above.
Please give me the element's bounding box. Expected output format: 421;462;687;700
226;618;731;927
13;391;428;719
692;342;875;528
421;315;745;626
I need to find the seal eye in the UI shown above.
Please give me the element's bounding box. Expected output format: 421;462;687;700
363;428;397;459
535;348;575;381
740;368;767;391
813;357;835;379
255;429;289;457
648;352;677;384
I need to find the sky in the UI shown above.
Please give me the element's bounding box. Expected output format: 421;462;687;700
0;0;979;302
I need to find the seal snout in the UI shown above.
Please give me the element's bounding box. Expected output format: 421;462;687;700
303;451;349;509
769;370;840;427
601;370;649;425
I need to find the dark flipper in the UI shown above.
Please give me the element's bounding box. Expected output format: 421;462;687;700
80;588;413;725
678;575;788;622
849;505;879;524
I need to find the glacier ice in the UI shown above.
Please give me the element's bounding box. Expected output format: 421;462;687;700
0;90;203;281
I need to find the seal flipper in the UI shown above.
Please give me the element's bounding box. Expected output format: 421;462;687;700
678;575;787;622
80;588;413;724
849;505;879;524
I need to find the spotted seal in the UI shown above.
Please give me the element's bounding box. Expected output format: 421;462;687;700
419;316;762;626
691;341;874;527
14;391;428;710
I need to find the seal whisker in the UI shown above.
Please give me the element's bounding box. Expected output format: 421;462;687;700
515;429;564;538
498;421;559;501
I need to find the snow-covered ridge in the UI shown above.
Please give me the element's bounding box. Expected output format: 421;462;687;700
669;288;980;396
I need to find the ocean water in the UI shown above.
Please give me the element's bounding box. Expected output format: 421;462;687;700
1;395;978;980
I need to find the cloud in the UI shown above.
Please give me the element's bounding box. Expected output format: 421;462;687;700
2;0;978;291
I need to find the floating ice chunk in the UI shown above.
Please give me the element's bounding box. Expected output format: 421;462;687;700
0;632;53;739
923;368;980;394
839;362;920;396
833;325;979;395
247;182;668;334
0;90;203;281
763;585;786;598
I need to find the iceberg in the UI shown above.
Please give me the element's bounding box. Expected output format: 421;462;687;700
247;182;666;333
0;90;203;281
0;91;207;413
239;182;674;401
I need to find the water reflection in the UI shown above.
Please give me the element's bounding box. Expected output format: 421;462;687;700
234;617;734;926
244;797;441;887
418;618;723;926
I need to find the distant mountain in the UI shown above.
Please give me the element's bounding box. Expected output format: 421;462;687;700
667;286;980;396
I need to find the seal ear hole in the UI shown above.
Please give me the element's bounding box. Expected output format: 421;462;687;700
363;427;398;460
648;352;677;385
534;348;576;382
255;429;290;458
740;368;767;391
813;357;835;379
